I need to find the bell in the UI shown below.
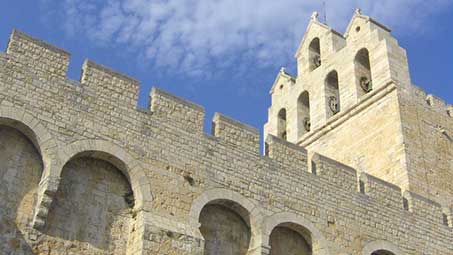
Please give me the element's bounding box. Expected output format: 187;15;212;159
313;55;321;67
303;117;311;132
328;96;339;114
360;76;372;92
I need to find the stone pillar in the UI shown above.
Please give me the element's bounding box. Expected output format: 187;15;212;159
32;173;61;230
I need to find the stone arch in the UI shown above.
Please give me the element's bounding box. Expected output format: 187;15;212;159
40;139;152;253
297;91;311;138
34;139;153;229
0;105;58;173
263;212;330;255
0;105;62;227
190;188;263;254
0;105;59;252
56;139;153;211
309;38;321;71
277;108;287;140
362;240;404;255
354;48;373;96
324;70;340;118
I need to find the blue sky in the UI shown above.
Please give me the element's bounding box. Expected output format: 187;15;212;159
1;0;452;134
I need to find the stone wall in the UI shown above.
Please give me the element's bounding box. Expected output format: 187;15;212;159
0;126;42;254
264;10;452;217
0;28;451;255
43;157;133;254
200;204;251;255
264;12;412;194
302;84;408;191
398;85;453;208
269;226;311;255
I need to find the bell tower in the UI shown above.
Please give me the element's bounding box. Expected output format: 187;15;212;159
264;9;453;207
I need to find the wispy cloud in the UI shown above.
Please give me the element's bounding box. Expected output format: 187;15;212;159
40;0;451;78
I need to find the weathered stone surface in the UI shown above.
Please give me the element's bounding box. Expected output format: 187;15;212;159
269;226;311;255
0;9;451;255
200;204;251;255
0;126;42;255
43;157;133;254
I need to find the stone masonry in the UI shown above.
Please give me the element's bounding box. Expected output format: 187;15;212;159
0;9;452;255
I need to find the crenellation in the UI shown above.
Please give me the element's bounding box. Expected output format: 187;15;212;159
426;93;448;109
447;104;453;117
81;59;140;109
212;112;260;154
150;87;205;134
311;152;357;193
0;14;452;255
407;191;444;225
265;134;308;173
409;85;453;115
6;29;70;79
360;172;403;211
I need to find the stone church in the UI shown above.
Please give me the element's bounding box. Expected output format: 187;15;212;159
0;9;452;255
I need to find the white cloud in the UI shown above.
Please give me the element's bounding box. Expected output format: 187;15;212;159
40;0;451;78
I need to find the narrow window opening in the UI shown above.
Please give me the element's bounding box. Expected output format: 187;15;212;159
355;48;372;96
325;70;340;117
308;38;321;71
277;108;287;140
297;91;311;138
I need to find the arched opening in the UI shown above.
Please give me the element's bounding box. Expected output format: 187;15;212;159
277;108;287;140
199;200;251;255
371;250;395;255
45;152;135;254
269;223;312;255
0;123;42;253
298;92;311;137
354;48;372;96
309;38;321;71
325;70;340;117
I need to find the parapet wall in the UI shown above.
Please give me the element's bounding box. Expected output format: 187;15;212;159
0;29;452;255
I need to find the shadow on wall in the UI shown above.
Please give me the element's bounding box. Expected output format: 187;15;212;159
44;156;134;254
371;250;395;255
200;202;251;255
269;224;312;255
0;126;42;254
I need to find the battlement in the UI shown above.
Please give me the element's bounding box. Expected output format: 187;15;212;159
150;87;205;134
410;84;453;117
7;29;70;79
0;28;452;254
212;113;260;153
2;29;452;226
81;59;140;109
